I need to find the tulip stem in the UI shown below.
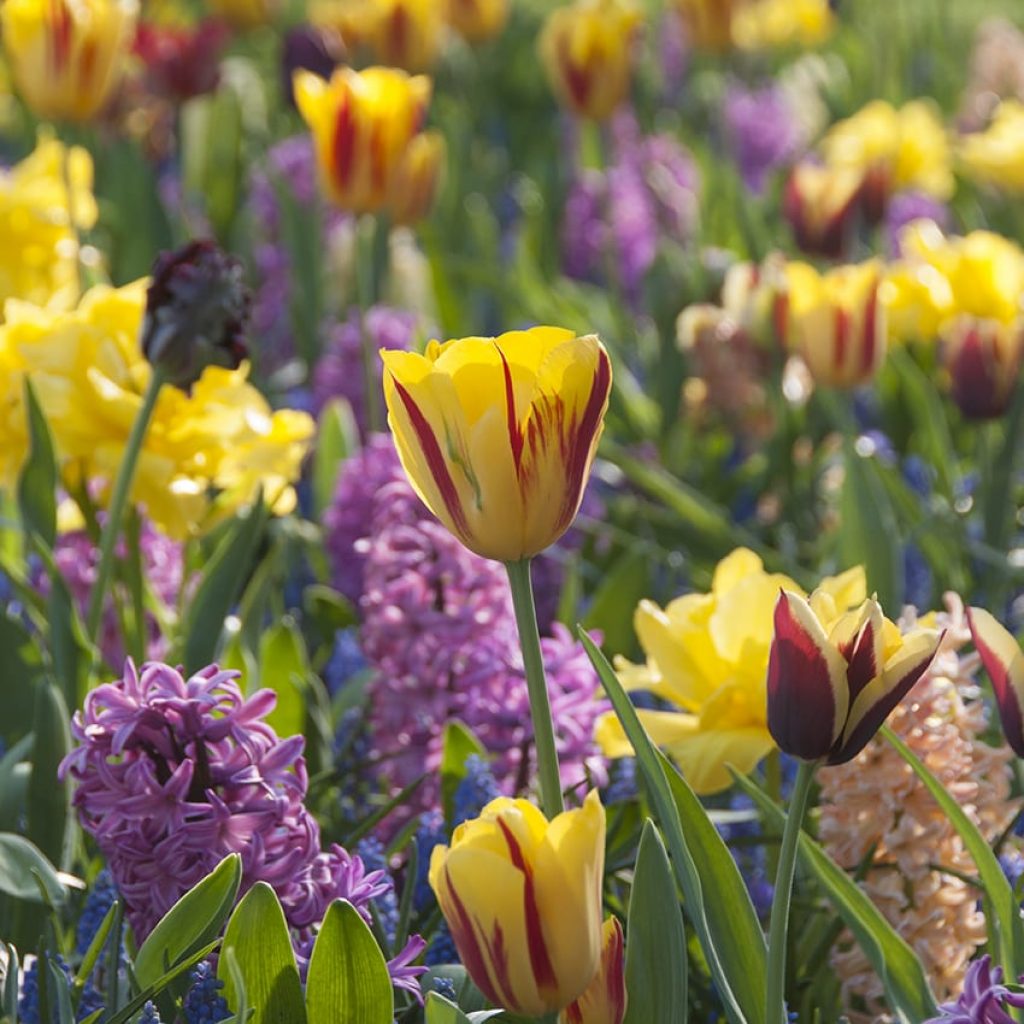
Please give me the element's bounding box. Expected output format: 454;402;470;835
505;558;564;819
766;758;816;1024
85;367;166;657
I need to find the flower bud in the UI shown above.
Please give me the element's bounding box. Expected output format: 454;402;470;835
558;918;627;1024
133;19;229;102
447;0;508;44
539;0;642;121
387;130;446;226
141;240;250;390
943;315;1024;420
968;607;1024;757
782;161;863;259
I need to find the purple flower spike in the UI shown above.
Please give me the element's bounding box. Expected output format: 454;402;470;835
928;957;1024;1024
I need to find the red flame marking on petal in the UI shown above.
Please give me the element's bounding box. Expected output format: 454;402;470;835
496;344;524;474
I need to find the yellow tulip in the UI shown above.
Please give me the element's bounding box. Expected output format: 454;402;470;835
539;0;642;122
293;65;432;215
882;255;954;347
672;0;740;52
596;548;866;794
821;100;954;214
446;0;508;43
1;0;137;122
782;160;863;259
558;918;627;1024
785;259;887;389
381;326;611;563
368;0;446;70
387;130;446;227
731;0;834;51
429;791;606;1017
959;100;1024;195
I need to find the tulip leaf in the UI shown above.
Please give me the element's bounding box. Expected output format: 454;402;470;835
305;899;392;1024
582;549;652;656
134;853;242;992
0;834;67;906
17;378;57;551
579;629;766;1024
881;726;1024;976
3;942;19;1021
424;994;504;1024
26;681;72;871
218;882;306;1024
839;439;904;610
312;400;361;516
257;621;309;740
440;721;487;824
731;770;939;1023
181;501;267;674
624;821;687;1024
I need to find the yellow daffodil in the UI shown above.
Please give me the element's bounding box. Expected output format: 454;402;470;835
785;259;887;389
1;0;138;122
539;0;642;121
446;0;508;43
959;100;1024;195
0;136;97;315
429;791;606;1017
821;100;954;212
558;918;627;1024
294;65;432;214
387;130;446;227
732;0;834;51
597;549;866;793
381;326;611;563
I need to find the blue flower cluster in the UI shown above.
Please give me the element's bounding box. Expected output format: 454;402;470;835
182;962;230;1024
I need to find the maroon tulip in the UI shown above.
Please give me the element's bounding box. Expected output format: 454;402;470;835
134;19;229;101
945;315;1024;421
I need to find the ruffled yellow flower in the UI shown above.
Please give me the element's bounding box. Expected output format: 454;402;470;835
821;100;954;209
0;136;97;315
1;0;138;122
959;100;1024;195
882;257;955;346
429;791;606;1017
596;548;866;794
732;0;834;51
381;326;611;563
539;0;642;121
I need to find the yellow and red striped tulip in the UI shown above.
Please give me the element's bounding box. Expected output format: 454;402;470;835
446;0;508;43
559;918;627;1024
767;588;941;763
1;0;138;122
943;316;1024;421
782;161;863;259
387;129;445;226
785;259;886;389
369;0;445;70
967;607;1024;757
381;326;612;563
429;791;606;1017
539;0;642;122
293;65;432;214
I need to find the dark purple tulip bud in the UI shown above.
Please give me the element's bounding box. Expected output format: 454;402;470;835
142;240;250;390
281;24;344;107
945;315;1024;421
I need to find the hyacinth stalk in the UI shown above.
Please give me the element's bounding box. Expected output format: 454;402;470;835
85;367;165;650
506;558;565;818
766;759;816;1024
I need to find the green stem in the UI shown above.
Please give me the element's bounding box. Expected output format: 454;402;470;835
355;214;390;434
505;558;564;819
766;759;816;1024
85;368;165;647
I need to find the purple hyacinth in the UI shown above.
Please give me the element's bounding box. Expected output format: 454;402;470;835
886;190;951;257
57;660;421;999
312;306;419;434
723;82;802;194
926;957;1024;1023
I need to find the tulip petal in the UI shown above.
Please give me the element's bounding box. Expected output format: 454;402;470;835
766;590;849;760
968;606;1024;757
829;628;942;764
558;917;627;1024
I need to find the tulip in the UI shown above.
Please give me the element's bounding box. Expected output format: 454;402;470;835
967;607;1024;757
133;20;229;102
206;0;276;29
387;130;446;227
446;0;508;44
721;255;790;352
785;260;886;389
1;0;138;122
782;161;863;259
293;65;432;214
959;99;1024;195
380;326;611;563
943;316;1024;421
730;0;834;51
672;0;738;51
429;791;606;1017
281;25;344;108
539;0;643;121
766;589;941;764
558;918;627;1024
369;0;446;70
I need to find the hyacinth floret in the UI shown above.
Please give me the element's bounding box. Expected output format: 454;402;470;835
926;956;1024;1024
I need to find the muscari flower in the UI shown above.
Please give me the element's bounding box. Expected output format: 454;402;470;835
183;962;230;1024
18;956;103;1024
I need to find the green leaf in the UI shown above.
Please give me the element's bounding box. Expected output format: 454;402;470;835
257;622;309;739
182;502;267;673
0;613;43;746
134;854;242;991
440;721;486;824
731;770;938;1023
0;834;67;905
47;955;75;1024
839;439;904;610
218;882;306;1024
624;822;687;1024
0;736;34;833
313;401;360;516
881;726;1023;976
74;901;118;1008
582;550;651;656
17;379;57;550
424;994;504;1024
578;629;765;1024
306;900;392;1024
46;565;90;711
3;943;19;1021
26;682;72;870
